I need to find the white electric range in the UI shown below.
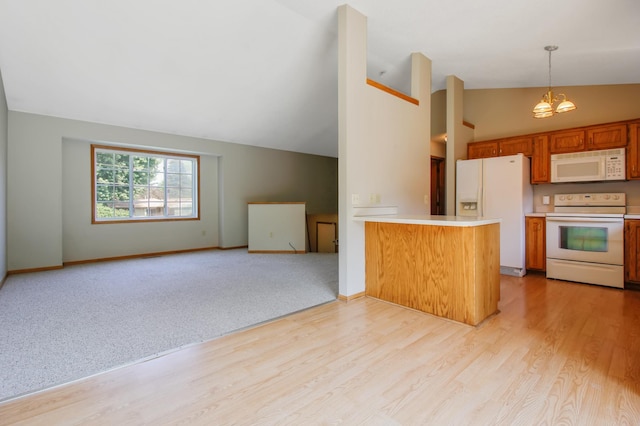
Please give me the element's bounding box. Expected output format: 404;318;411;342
546;192;625;289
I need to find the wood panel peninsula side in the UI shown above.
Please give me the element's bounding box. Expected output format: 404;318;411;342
359;215;501;326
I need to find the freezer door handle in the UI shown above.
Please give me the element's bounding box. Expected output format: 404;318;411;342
478;161;484;217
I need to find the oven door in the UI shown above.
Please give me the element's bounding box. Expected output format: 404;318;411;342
546;216;624;265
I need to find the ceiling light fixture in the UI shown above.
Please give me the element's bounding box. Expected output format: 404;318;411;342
532;45;576;119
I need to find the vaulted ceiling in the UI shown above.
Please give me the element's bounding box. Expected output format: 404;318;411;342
0;0;638;157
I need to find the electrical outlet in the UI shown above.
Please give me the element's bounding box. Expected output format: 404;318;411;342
269;232;273;238
370;193;377;203
352;194;360;205
424;195;429;205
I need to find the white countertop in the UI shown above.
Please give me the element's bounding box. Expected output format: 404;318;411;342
625;214;640;219
353;214;501;227
525;212;547;217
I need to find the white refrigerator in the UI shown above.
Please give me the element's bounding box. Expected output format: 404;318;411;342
456;153;533;277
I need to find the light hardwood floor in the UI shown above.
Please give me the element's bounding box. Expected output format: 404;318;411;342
1;273;639;425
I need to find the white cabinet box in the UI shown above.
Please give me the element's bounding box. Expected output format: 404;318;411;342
248;202;306;253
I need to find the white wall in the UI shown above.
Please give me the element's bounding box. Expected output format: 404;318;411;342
8;112;338;270
445;76;475;215
0;69;7;279
464;84;640;142
60;138;219;262
431;141;445;158
338;5;431;297
248;203;306;252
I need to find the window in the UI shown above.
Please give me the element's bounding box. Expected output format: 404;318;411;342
92;145;199;223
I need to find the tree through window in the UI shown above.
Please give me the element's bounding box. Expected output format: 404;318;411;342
92;145;199;222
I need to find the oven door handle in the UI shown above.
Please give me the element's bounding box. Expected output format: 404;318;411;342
546;216;623;224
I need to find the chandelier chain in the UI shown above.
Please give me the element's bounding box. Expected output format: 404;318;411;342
547;49;552;90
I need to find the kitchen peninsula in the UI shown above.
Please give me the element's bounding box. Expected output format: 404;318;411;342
356;215;501;326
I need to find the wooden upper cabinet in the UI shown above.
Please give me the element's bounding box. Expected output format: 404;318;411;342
468;141;498;159
549;123;626;154
628;123;640;179
499;137;533;156
467;136;533;159
531;135;550;184
586;123;627;150
465;119;637;178
549;129;585;153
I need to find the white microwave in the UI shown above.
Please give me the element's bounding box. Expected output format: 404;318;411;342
550;148;626;183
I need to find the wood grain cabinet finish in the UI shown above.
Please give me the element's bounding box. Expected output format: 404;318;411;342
468;141;498;159
525;216;546;271
468;137;533;159
499;136;533;156
625;219;640;284
365;221;500;326
531;135;550;184
585;123;627;150
627;123;640;179
549;129;585;153
465;118;638;182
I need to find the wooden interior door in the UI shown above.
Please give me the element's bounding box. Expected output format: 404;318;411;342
430;156;445;215
317;222;337;253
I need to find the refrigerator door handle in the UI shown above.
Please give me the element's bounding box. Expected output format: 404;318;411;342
478;161;484;217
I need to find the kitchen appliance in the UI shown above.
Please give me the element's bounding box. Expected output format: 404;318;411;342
550;148;625;183
546;192;625;289
456;153;533;277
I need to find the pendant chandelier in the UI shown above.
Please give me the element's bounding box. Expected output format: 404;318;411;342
532;45;576;119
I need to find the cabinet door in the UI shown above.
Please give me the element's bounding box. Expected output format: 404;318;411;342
525;216;546;271
625;220;640;283
531;135;550;184
586;123;627;150
499;137;533;156
549;130;585;153
627;123;640;179
468;141;498;159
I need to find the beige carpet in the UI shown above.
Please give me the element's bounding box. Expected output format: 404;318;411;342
0;249;338;401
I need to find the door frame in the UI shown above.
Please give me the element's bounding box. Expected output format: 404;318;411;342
430;156;446;215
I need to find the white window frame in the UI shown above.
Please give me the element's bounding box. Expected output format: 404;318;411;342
92;145;200;223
